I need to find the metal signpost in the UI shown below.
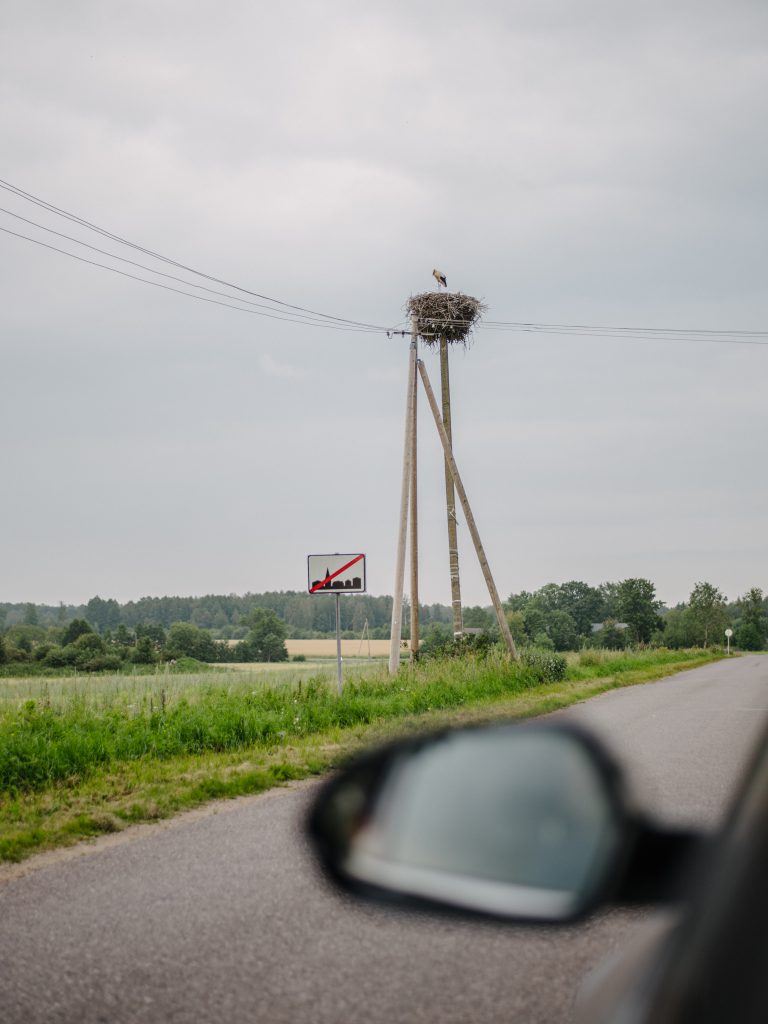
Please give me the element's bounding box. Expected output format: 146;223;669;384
307;553;366;693
725;627;733;655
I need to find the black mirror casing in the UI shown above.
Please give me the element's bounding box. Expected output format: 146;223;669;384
307;721;695;925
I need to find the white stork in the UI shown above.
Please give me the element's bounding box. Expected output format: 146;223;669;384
432;268;447;290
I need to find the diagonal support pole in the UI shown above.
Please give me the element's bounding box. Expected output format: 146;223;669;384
417;359;518;660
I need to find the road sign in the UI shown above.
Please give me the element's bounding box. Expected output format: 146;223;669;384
308;553;366;594
725;629;733;638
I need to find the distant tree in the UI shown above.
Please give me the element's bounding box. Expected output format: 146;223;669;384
505;610;526;645
61;618;94;646
522;603;548;642
113;624;134;647
418;622;453;657
599;582;621;620
662;605;698;648
135;623;167;648
165;623;219;662
85;596;121;633
0;634;6;664
531;631;555;651
688;582;728;647
557;581;606;638
735;588;767;651
463;606;494;629
23;603;39;626
505;591;535;614
547;610;579;652
616;579;662;643
130;636;158;665
589;619;629;650
238;609;288;662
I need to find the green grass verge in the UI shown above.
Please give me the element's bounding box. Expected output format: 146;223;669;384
0;648;725;863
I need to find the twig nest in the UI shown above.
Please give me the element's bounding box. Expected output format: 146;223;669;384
407;292;485;348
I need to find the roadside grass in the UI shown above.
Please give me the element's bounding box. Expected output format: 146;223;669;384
0;647;724;863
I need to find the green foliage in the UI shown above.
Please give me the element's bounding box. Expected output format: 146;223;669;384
130;637;158;665
165;623;220;662
615;578;662;643
22;603;39;626
61;619;94;646
688;582;728;647
662;606;699;649
0;648;719;800
85;596;120;633
505;581;606;649
135;623;167;647
236;609;288;662
735;588;767;650
418;625;499;661
588;618;629;650
519;647;567;683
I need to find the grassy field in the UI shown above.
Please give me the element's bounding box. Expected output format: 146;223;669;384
0;647;725;863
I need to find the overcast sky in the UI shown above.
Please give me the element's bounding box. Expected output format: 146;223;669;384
2;0;766;611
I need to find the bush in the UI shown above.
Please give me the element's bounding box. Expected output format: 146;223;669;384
520;647;567;683
43;646;72;668
420;630;500;662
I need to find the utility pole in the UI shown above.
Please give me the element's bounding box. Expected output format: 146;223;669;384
388;331;417;675
410;315;420;659
440;338;463;637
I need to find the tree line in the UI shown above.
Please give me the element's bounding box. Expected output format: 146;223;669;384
0;591;453;639
0;609;291;674
1;578;765;673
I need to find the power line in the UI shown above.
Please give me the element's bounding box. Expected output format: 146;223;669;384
0;226;382;332
0;177;390;331
2;176;765;348
0;205;380;329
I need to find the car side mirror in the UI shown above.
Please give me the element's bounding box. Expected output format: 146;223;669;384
307;722;703;923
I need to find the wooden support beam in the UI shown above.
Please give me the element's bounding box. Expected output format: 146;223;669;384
417;359;518;660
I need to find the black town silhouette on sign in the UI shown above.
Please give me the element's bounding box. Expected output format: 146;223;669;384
312;569;363;592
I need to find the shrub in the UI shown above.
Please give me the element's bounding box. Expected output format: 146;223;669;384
520;647;567;683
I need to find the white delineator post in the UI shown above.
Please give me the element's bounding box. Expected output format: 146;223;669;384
388;328;418;675
417;358;518;660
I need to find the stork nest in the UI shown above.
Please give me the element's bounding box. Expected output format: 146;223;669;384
406;291;486;348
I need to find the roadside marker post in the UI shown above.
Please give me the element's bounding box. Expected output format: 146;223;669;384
307;553;366;694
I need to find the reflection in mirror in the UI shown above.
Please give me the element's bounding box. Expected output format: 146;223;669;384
314;725;625;921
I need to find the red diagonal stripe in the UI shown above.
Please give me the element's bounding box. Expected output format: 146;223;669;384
310;553;364;593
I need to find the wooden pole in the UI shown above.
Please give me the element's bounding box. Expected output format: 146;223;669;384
440;339;463;637
409;317;420;660
417;359;518;660
388;335;417;675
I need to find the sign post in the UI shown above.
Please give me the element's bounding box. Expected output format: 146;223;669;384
725;627;733;655
308;553;366;694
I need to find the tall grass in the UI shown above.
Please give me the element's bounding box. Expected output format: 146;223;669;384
0;647;718;796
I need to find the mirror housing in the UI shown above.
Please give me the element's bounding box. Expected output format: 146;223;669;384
307;722;704;924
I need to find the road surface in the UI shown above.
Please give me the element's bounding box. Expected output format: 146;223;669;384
1;655;766;1023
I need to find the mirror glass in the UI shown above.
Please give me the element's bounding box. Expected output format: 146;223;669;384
316;725;623;921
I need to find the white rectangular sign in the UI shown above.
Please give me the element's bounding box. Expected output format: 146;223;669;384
308;553;366;594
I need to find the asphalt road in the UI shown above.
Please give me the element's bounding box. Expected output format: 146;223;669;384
1;655;766;1024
